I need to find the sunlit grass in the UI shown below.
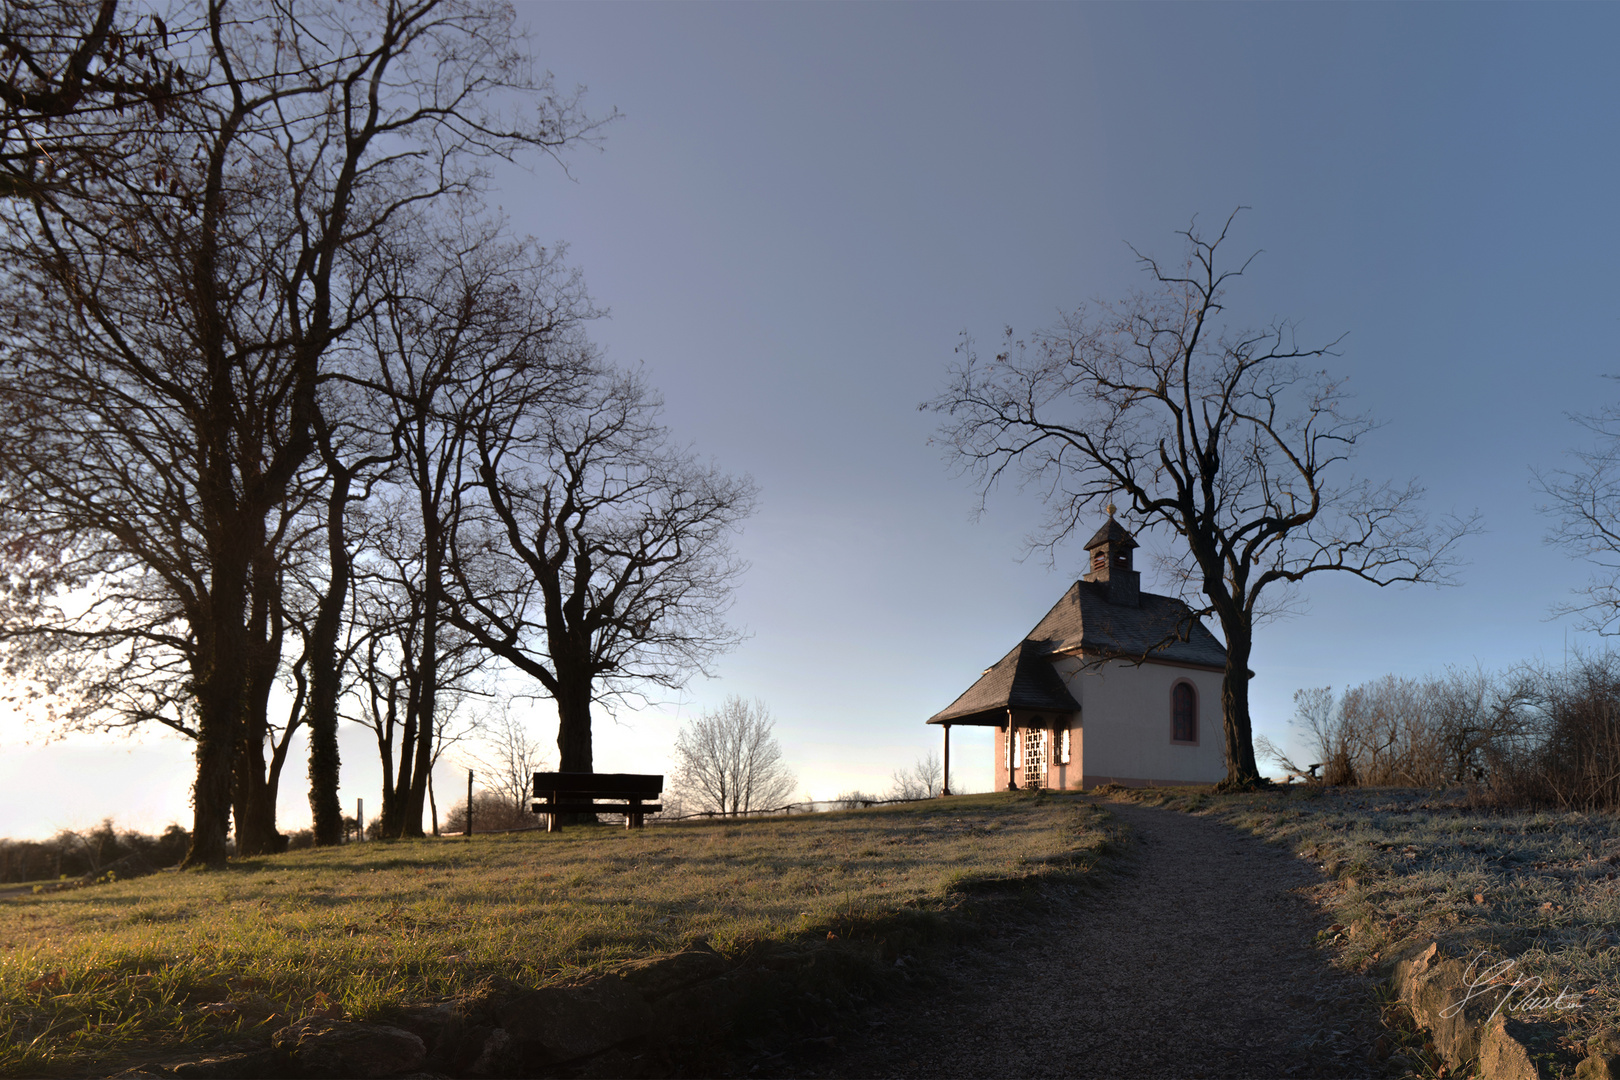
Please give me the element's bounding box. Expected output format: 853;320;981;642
0;791;1114;1076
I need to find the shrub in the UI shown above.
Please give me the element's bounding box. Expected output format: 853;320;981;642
1271;670;1535;787
444;791;540;833
1480;654;1620;811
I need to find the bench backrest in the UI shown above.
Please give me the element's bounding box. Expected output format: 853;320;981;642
532;771;664;798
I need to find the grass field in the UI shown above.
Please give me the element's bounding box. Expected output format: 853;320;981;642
1110;785;1620;1064
0;791;1115;1076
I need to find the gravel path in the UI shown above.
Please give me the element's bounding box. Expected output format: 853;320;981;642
773;798;1388;1079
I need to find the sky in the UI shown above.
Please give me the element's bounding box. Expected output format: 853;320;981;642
4;2;1620;839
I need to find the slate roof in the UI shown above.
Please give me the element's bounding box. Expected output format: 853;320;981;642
927;580;1228;725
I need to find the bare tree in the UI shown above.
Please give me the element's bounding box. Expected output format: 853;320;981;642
347;506;490;840
356;225;594;834
670;697;796;817
1539;392;1620;633
889;752;943;800
449;365;757;775
465;702;551;817
931;211;1475;788
0;1;605;866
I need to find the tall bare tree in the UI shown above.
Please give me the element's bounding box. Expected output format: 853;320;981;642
670;697;796;817
0;0;605;866
932;211;1474;788
348;498;490;840
449;366;758;775
343;225;595;835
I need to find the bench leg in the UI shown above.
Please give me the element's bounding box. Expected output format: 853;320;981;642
546;812;562;833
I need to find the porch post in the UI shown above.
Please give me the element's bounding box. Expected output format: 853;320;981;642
941;723;951;797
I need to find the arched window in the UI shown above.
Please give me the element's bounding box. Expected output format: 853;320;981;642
1171;682;1197;744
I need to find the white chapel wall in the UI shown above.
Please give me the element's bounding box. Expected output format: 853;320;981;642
1052;656;1226;785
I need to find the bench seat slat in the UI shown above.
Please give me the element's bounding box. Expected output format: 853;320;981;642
531;801;663;815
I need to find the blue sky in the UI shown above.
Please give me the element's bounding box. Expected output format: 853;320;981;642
3;2;1618;837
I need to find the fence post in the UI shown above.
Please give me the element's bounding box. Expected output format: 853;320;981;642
466;769;474;839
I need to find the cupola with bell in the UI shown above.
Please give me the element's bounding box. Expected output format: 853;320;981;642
1082;505;1141;607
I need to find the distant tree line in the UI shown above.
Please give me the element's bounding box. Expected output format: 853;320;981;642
0;820;189;884
1265;656;1620;811
0;2;754;868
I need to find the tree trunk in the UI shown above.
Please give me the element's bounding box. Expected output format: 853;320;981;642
401;508;446;838
374;704;400;840
401;610;436;838
183;545;248;868
234;555;286;856
555;679;594;773
555;677;595;823
428;767;439;836
1219;631;1262;787
387;661;419;839
307;463;355;846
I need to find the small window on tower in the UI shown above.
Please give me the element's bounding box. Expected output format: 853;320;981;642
1091;549;1106;572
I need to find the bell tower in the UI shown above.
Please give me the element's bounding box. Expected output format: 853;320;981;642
1082;505;1140;607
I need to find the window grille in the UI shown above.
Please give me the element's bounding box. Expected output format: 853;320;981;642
1022;728;1046;789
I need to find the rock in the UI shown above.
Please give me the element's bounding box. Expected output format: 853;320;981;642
382;1003;458;1061
1578;1054;1619;1080
270;1020;426;1078
1479;1017;1543;1080
446;1023;498;1075
1393;942;1498;1065
496;975;656;1069
1393;942;1556;1080
609;941;729;1002
466;1027;510;1077
164;1048;287;1078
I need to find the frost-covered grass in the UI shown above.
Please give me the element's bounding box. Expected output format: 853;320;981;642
0;792;1115;1076
1113;785;1620;1059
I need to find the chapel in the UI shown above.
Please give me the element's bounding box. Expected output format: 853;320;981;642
928;514;1229;790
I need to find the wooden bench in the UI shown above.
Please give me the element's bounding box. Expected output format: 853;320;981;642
531;772;664;832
